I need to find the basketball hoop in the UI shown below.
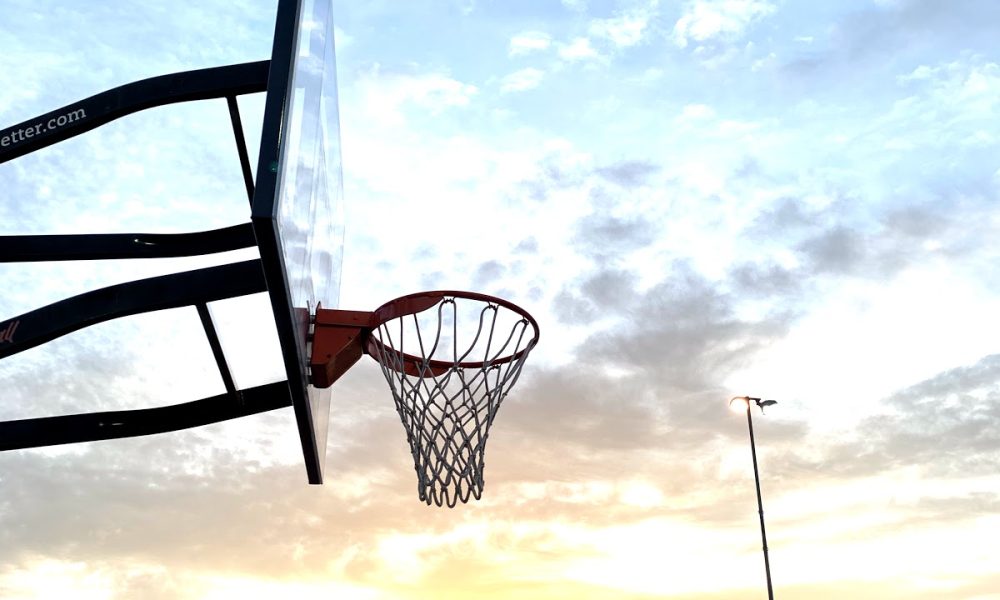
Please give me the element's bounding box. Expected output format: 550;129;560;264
309;291;540;507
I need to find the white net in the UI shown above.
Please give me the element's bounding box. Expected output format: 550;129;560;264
368;293;538;507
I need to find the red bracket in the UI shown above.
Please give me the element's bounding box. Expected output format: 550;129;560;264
309;309;374;389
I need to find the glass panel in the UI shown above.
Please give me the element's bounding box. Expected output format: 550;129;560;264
272;0;345;471
275;0;345;317
206;293;285;390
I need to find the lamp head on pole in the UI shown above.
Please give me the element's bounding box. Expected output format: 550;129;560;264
729;396;753;413
729;396;778;414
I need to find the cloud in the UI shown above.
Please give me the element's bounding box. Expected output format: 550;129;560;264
793;353;1000;483
840;0;1000;58
728;261;801;299
508;31;552;57
552;268;639;324
558;37;601;62
499;68;545;93
509;238;536;256
454;0;476;16
584;265;793;390
355;65;478;127
471;259;506;289
333;25;353;50
572;211;657;264
895;57;1000;115
588;6;657;49
775;1;1000;89
672;0;776;49
796;225;866;275
678;103;716;121
595;160;660;187
748;195;993;284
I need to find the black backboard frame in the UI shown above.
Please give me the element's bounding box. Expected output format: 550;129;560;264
251;0;328;484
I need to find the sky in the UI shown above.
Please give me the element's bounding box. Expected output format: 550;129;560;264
1;0;1000;598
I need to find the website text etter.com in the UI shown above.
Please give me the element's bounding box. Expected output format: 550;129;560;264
1;108;87;148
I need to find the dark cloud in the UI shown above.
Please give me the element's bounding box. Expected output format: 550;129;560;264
774;353;1000;483
748;195;978;283
471;259;506;289
578;268;637;311
882;205;950;239
807;209;968;278
797;225;867;275
0;431;298;570
889;353;1000;403
874;354;1000;477
835;0;1000;58
552;288;600;324
500;368;667;455
596;160;660;188
573;211;656;263
517;155;588;202
751;196;821;233
584;262;793;389
729;261;801;298
775;0;1000;86
552;268;637;324
486;364;808;529
513;236;538;254
576;214;654;249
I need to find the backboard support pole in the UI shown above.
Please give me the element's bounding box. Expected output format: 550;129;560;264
226;95;255;204
196;303;239;398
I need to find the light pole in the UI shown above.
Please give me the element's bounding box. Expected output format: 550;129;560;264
730;396;777;600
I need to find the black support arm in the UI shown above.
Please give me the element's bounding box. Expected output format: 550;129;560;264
0;381;292;450
0;223;257;262
0;259;267;361
0;60;269;163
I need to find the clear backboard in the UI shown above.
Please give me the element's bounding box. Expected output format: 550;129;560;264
252;0;345;484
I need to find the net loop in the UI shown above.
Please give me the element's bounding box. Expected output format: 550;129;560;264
367;291;539;507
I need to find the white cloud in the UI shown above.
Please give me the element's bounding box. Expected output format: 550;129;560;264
752;50;777;71
333;25;353;49
630;67;665;84
589;8;655;48
500;68;545;93
941;60;1000;106
355;66;478;126
559;37;601;61
897;63;939;83
679;103;716;120
457;0;476;15
509;30;552;56
892;57;1000;122
673;0;776;48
